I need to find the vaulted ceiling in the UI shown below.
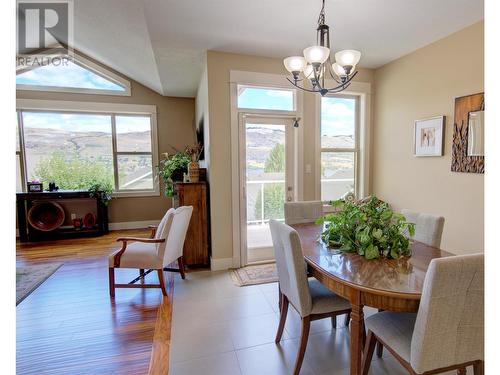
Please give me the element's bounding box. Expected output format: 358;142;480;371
72;0;483;97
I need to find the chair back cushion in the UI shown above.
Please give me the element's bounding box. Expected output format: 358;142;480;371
156;208;176;240
269;220;312;317
284;201;323;225
410;254;484;373
401;209;444;247
160;206;193;266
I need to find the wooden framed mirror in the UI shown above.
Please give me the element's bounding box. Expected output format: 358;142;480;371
451;92;484;173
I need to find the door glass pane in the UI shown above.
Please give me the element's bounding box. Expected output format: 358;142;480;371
321;97;356;148
238;86;294;111
117;154;153;190
22;111;114;190
16;154;23;192
321;152;355;202
115;115;152;152
246;123;286;252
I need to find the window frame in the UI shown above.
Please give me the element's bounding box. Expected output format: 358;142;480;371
319;93;360;203
16;51;132;96
16;99;159;197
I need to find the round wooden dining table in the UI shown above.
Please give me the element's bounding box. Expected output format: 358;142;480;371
291;223;452;375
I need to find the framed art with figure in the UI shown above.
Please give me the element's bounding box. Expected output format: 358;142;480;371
414;116;445;157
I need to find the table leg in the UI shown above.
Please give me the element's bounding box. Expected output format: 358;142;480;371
350;301;364;375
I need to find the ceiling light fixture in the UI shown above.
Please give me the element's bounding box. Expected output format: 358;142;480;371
283;0;361;96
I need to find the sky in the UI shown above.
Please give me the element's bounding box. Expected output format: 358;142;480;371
321;97;355;137
16;60;125;91
21;112;151;134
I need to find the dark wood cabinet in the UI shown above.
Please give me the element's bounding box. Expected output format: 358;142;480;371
173;182;210;266
16;190;109;242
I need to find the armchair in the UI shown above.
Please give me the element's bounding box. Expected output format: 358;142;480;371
108;206;193;297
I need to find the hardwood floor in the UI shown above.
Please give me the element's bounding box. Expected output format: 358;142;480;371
16;229;174;375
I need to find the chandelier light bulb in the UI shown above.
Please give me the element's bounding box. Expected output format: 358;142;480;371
335;50;361;68
303;46;330;64
283;56;306;73
332;62;347;77
304;64;323;80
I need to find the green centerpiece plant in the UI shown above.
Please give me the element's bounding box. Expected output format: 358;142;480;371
157;149;191;197
316;196;416;260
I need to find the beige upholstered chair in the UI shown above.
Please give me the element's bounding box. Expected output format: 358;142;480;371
284;200;323;225
270;220;351;375
376;209;446;357
362;254;484;375
402;209;445;248
108;206;193;297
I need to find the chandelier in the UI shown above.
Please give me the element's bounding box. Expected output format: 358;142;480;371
283;0;361;96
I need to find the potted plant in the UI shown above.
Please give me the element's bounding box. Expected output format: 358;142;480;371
316;196;416;260
88;182;113;206
185;143;204;183
157;149;191;197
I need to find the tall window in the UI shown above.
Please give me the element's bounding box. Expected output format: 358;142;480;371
320;95;358;202
16;108;157;195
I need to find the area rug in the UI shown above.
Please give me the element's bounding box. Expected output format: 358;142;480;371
16;263;62;305
230;263;278;286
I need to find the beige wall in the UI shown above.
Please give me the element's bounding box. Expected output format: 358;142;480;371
206;50;374;261
372;21;484;254
17;55;195;224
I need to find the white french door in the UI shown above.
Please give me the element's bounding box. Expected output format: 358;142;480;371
239;115;297;265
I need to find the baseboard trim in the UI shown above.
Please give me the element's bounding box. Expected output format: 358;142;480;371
108;220;160;231
210;257;233;271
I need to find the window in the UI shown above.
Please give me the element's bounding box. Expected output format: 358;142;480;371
237;85;295;111
320;95;358;202
16;102;158;196
16;54;131;96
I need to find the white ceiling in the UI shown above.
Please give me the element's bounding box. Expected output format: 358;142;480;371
73;0;483;97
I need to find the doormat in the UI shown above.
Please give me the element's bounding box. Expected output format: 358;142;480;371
230;263;278;286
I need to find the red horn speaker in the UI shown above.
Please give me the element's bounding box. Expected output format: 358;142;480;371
27;201;66;232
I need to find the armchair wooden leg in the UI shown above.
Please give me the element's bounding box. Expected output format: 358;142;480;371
361;330;377;375
140;269;145;277
344;312;351;326
108;268;115;298
473;361;484;375
275;295;289;343
157;269;168;296
376;341;384;358
293;316;311;375
331;316;337;329
278;284;282;312
178;256;186;279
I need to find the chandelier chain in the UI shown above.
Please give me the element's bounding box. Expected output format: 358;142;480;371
317;0;326;26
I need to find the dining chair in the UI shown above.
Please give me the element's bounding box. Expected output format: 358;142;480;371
361;253;484;375
269;220;352;375
284;200;323;225
375;208;446;357
401;209;445;248
108;206;193;297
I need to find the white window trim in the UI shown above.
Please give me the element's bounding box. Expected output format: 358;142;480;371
16;99;159;197
16;52;132;96
314;81;372;209
229;70;304;269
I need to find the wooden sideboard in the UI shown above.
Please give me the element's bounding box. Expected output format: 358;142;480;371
16;190;109;242
173;182;210;266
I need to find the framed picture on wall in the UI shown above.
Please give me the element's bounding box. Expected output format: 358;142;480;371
413;116;445;157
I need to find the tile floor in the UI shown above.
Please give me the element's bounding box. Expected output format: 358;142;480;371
169;270;469;375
